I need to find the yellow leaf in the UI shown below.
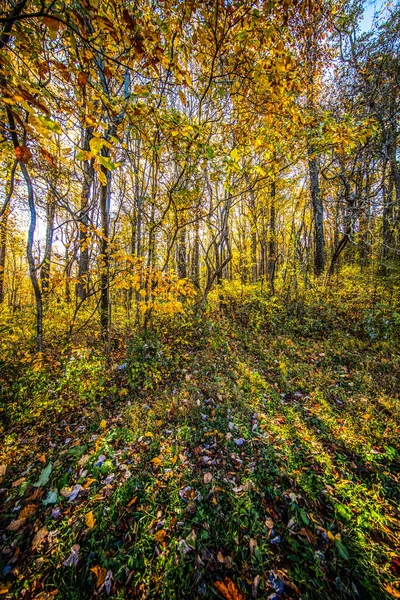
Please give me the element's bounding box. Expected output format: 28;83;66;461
98;170;107;186
145;432;153;437
100;419;107;429
83;478;97;489
0;582;11;595
230;148;239;161
151;457;163;467
85;511;96;528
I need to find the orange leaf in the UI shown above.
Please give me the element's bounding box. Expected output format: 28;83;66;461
77;72;88;86
154;529;167;544
20;504;37;519
91;565;107;589
214;578;246;600
15;146;32;164
386;584;400;599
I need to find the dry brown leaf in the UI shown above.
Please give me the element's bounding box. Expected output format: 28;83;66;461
214;577;246;600
249;538;257;555
32;526;48;550
33;590;58;599
203;472;213;484
12;477;26;487
7;517;26;531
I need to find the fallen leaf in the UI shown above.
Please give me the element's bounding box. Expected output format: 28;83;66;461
214;577;246;600
43;490;58;505
386;584;400;599
61;484;83;502
83;478;97;489
33;590;58;599
0;464;6;478
63;544;80;567
154;529;167;543
85;511;96;528
100;419;107;429
217;550;225;563
7;517;26;531
203;472;213;484
91;565;107;589
32;526;48;550
20;504;37;519
101;570;113;595
33;463;52;488
0;582;11;595
249;538;257;555
12;477;26;487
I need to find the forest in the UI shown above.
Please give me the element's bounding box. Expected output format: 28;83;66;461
0;0;399;598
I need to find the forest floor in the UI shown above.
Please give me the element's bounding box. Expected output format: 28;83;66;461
0;301;400;599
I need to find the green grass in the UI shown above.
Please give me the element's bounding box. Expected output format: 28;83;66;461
0;308;399;599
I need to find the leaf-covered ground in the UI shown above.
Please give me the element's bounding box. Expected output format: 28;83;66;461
1;313;399;599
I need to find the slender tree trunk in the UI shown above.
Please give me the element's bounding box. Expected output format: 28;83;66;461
308;149;325;275
382;173;394;261
247;183;258;282
77;126;94;301
99;164;110;344
21;163;43;352
41;194;56;297
268;180;276;294
192;219;200;288
177;226;187;278
0;206;9;304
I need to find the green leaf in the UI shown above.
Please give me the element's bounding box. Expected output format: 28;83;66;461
335;539;349;560
43;489;58;505
33;463;52;488
37;115;62;134
69;445;87;458
97;155;117;171
299;508;310;526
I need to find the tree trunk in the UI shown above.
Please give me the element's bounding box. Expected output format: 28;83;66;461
268;180;276;294
21;162;43;352
0;206;9;304
77;126;94;301
177;226;187;278
41;193;56;297
99;164;110;344
308;149;325;275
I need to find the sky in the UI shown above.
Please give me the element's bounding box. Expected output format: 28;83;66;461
360;0;386;32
